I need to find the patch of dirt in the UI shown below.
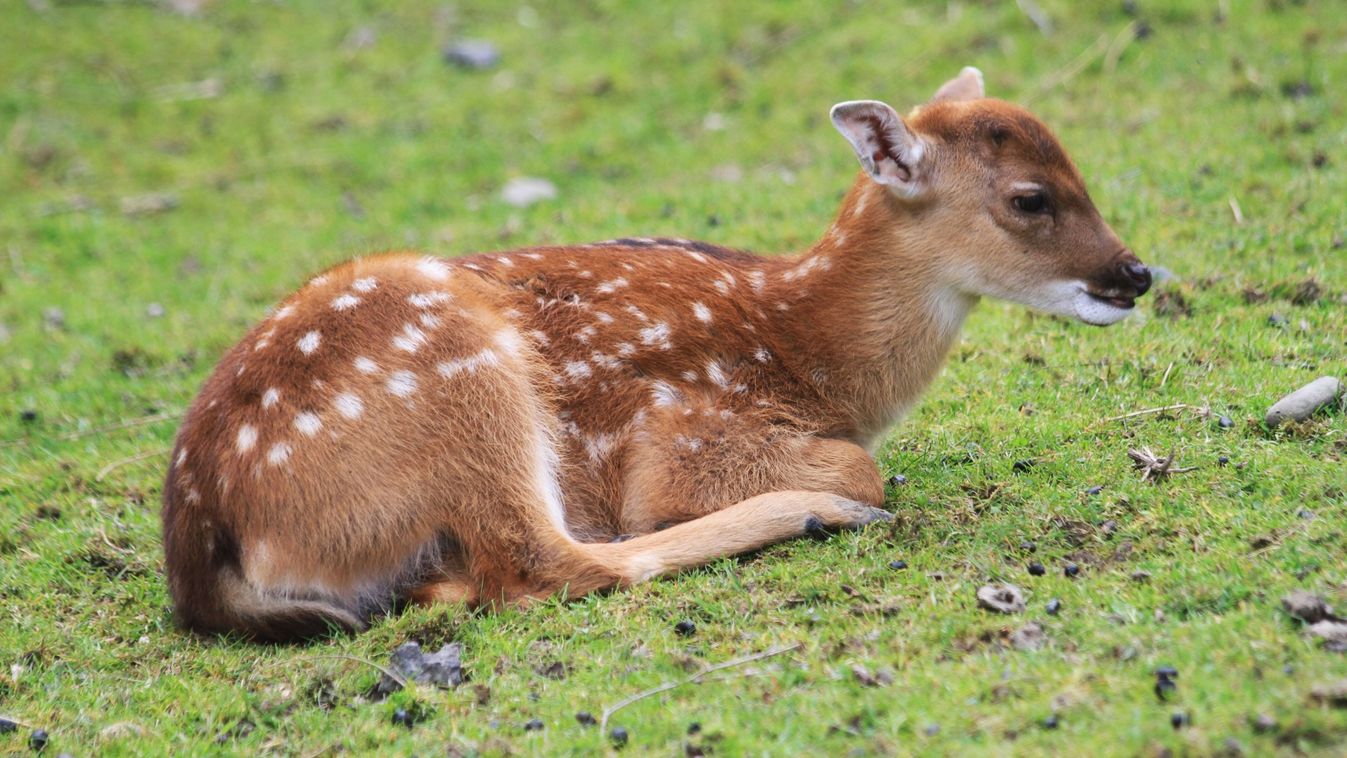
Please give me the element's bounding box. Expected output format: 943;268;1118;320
1153;289;1192;318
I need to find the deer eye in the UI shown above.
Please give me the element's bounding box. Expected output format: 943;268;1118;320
1012;192;1050;214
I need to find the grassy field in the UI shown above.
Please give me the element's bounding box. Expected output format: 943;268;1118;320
2;0;1345;754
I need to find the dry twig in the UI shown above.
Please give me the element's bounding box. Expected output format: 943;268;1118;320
95;447;171;481
600;643;800;731
1128;447;1197;483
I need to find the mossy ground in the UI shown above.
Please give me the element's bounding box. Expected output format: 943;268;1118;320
1;0;1344;755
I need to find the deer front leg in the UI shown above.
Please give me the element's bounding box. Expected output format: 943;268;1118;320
619;403;886;534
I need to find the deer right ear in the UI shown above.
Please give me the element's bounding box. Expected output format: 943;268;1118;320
829;100;928;197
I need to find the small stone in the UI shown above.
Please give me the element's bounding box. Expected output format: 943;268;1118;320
575;711;597;726
1046;598;1061;615
1012;459;1036;473
391;709;413;727
146;302;165;318
1222;737;1245;756
29;729;49;751
976;584;1026;614
1156;665;1179;679
443;39;500;69
1042;714;1059;729
1218;455;1230;466
1267;313;1287;328
1281;591;1340;624
888;559;908;570
1131;570;1152;583
524;718;544;732
1171;711;1190;729
1251;713;1278;733
923;723;940;736
1100;519;1118;536
1027;561;1046;576
609;726;629;747
1308;620;1347;652
674;619;696;636
1265;376;1344;427
1309;678;1347;710
1020;540;1037;553
43;307;66;329
20;409;38;423
500;177;557;208
888;474;907;486
1085;485;1104;496
0;718;16;734
1218;414;1234;428
1064;563;1080;578
1296;508;1315;520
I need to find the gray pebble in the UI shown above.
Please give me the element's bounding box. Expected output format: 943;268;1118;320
146;302;165;318
1265;376;1343;427
500;177;557;208
443;39;500;69
43;307;66;329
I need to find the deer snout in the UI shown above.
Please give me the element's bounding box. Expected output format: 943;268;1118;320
1120;261;1152;297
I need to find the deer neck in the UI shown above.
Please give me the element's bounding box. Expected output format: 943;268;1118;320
773;178;978;449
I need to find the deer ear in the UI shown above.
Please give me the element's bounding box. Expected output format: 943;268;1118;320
931;66;985;103
829;100;928;196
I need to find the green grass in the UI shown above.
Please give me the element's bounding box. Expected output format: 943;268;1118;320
2;0;1345;754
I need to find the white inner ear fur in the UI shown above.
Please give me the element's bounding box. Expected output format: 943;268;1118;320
829;100;927;197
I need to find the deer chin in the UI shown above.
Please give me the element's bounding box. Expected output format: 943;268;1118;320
1016;281;1135;326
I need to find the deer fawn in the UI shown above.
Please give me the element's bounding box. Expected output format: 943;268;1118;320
162;67;1150;641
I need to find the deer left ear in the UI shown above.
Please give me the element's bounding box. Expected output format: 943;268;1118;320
829;100;929;197
931;66;985;103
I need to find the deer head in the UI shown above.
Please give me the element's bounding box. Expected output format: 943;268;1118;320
829;66;1150;326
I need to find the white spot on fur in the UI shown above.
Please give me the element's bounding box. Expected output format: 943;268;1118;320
523;252;543;260
494;327;523;357
754;347;771;362
681;370;698;382
354;356;380;374
595;311;615;325
331;293;360;311
624;304;650;322
564;360;592;381
639;322;671;349
297;331;321;355
267;442;292;466
650;380;681;407
387;371;418;397
408;291;451;308
616;342;636;357
437;348;501;379
176;449;188;467
309;274;330;287
748;270;766;293
351;276;378;293
417;257;451;281
393;323;428;352
334;393;363;419
591;352;621;370
574;325;597;343
236;425;257;454
596;277;629;294
262;388;280;410
706;361;730;388
527;329;551;346
273;304;295;320
419;312;441;329
685;250;708;263
294;412;322;437
186;488;202;504
496;255;514;266
692;302;713;323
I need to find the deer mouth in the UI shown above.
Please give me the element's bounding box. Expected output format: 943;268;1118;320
1084;291;1136;310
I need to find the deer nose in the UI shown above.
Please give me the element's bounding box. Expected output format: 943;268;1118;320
1121;262;1152;296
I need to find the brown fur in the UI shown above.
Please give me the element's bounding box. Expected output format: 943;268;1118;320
162;73;1147;641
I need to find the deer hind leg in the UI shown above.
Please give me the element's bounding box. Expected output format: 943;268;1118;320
576;490;891;587
619;402;886;534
